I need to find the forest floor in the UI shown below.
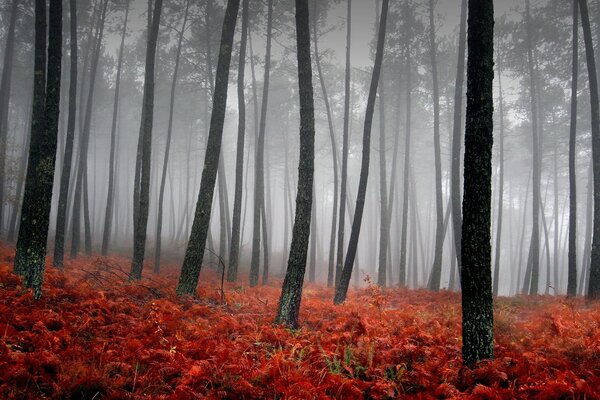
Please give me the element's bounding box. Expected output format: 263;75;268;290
0;243;599;399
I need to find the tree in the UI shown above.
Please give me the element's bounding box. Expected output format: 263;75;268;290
568;0;579;297
176;0;240;296
154;0;190;272
427;0;445;292
579;0;600;299
227;0;250;282
334;0;389;305
0;0;19;233
493;66;506;296
334;0;351;288
130;0;163;280
53;0;77;267
461;0;494;365
250;0;274;287
14;0;62;299
274;0;316;328
101;1;130;257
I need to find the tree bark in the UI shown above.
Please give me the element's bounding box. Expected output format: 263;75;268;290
274;0;316;327
334;0;389;305
461;0;494;366
130;0;163;280
567;0;578;297
176;0;240;295
14;0;62;300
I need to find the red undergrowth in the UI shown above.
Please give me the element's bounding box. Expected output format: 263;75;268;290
0;243;599;399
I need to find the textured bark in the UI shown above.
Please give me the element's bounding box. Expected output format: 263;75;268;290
70;0;108;258
130;0;163;280
493;69;505;296
427;0;445;292
451;0;467;269
579;0;600;299
461;0;494;366
53;0;77;267
227;0;249;282
568;0;579;297
312;0;339;289
101;2;129;257
0;0;19;232
14;0;62;300
335;0;351;289
154;0;189;272
176;0;240;296
250;0;273;287
334;0;389;305
274;0;315;328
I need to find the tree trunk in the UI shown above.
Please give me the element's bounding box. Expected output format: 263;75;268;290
101;1;130;257
176;0;240;295
335;0;352;288
567;0;578;297
154;0;189;272
130;0;163;280
427;0;445;292
334;0;389;305
70;0;108;258
274;0;316;327
0;0;19;233
14;0;62;300
579;0;600;299
461;0;494;366
250;0;273;287
53;0;77;267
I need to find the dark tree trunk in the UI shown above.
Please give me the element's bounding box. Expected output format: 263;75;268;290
312;0;339;289
493;68;505;296
176;0;240;295
525;0;541;295
227;0;249;282
0;0;19;233
427;0;445;292
130;0;163;280
335;0;351;288
154;0;189;272
53;0;77;267
334;0;389;305
451;0;467;268
70;0;108;258
568;0;579;298
250;0;273;287
274;0;316;328
461;0;494;366
101;1;129;257
579;0;600;299
14;0;62;300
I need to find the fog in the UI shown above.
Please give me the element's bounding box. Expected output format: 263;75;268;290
0;0;594;297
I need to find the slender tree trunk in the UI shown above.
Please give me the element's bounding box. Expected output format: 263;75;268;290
335;0;352;288
580;161;593;295
334;0;389;305
250;0;273;287
579;0;600;298
227;0;249;282
70;0;108;258
53;0;77;267
176;0;240;295
130;0;163;280
274;0;316;328
427;0;445;292
154;0;189;272
101;2;129;257
493;68;505;296
461;0;494;366
0;0;19;233
452;0;467;268
312;0;339;289
14;0;62;300
568;0;579;298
